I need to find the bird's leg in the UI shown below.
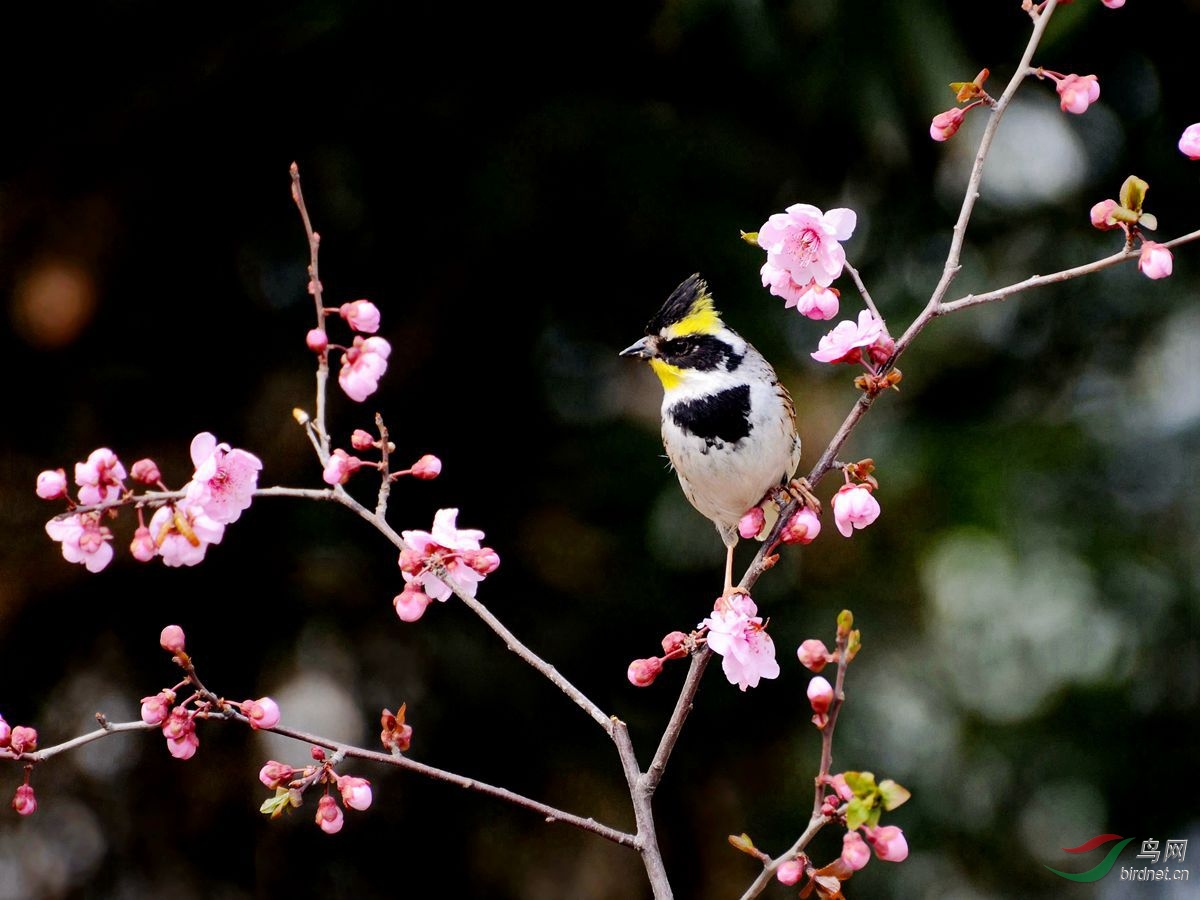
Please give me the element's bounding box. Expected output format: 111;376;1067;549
787;477;822;515
723;543;736;596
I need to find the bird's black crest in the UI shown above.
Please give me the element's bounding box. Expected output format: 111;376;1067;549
645;273;710;335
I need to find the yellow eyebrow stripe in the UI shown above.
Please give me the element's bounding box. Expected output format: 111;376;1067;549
663;292;722;339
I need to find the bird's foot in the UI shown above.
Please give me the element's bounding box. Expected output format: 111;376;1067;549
787;477;822;515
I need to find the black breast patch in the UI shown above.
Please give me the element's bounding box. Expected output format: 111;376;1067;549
669;384;752;448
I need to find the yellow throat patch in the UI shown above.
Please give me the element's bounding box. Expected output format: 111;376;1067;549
649;358;684;390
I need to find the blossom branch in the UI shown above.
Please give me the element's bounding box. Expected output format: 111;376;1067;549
290;163;332;457
843;260;882;323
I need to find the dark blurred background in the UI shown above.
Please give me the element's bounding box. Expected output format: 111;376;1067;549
2;1;1198;897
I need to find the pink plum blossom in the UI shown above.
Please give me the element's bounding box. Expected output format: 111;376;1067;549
36;469;68;500
394;587;432;622
1101;0;1125;8
831;483;881;537
811;310;886;364
315;794;344;834
241;697;281;730
9;726;37;755
829;773;855;802
130;526;156;562
338;299;381;333
930;107;965;142
758;203;857;296
338;335;391;402
797;639;832;672
12;784;36;817
842;831;872;870
140;691;174;726
776;860;803;885
807;676;834;715
323;449;364;486
350;429;375;450
45;512;114;573
160;625;186;653
74;448;127;505
186;432;262;524
148;502;225;567
1179;123;1200;160
791;282;841;321
1090;198;1120;230
738;507;765;539
760;261;809;306
1056;74;1100;114
1138;241;1173;280
336;775;373;811
306;328;329;353
259;761;296;789
780;507;821;544
410;454;442;480
627;657;663;687
167;730;199;760
399;508;498;603
701;594;781;691
0;716;10;747
865;825;909;862
129;458;161;485
162;707;199;760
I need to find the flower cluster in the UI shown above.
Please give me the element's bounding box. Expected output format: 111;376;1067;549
38;433;262;572
755;203;857;318
320;425;442;489
139;626;281;760
305;298;392;403
259;745;375;835
1090;175;1174;280
701;594;780;691
395;508;500;622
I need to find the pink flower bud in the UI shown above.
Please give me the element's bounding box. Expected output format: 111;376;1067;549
10;726;37;755
259;760;297;789
315;794;344;834
336;775;373;811
161;707;193;741
311;747;326;761
398;548;423;574
322;449;364;486
166;731;199;760
776;859;803;885
130;526;157;563
738;507;765;539
866;825;909;862
306;328;329;353
830;772;855;802
463;547;500;575
807;676;834;715
160;625;186;654
930;107;965;142
780;507;821;545
36;469;68;500
1179;123;1200;160
338;299;381;334
831;483;880;537
140;691;174;726
394;588;431;622
797;639;832;672
1056;73;1100;114
627;657;664;687
842;831;871;870
866;333;896;368
1101;0;1125;8
12;784;36;816
129;458;162;485
0;716;10;747
350;429;376;451
241;697;281;730
1090;198;1120;230
1138;241;1173;280
661;631;688;655
410;454;442;480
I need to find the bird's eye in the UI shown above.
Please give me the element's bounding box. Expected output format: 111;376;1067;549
674;337;695;354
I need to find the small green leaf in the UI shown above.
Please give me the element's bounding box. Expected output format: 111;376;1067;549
847;629;862;661
879;779;912;810
1111;205;1140;224
837;609;854;636
260;792;291;817
843;771;877;796
1138;212;1158;231
728;833;758;855
845;797;870;832
866;805;882;829
1119;175;1149;213
740;230;760;246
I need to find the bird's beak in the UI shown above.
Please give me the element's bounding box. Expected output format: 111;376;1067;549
620;336;655;359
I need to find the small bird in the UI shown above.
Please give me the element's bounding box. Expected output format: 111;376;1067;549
621;274;802;594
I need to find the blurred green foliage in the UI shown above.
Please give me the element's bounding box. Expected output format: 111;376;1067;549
2;1;1198;897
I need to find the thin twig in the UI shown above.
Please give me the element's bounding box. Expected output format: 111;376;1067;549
291;163;332;459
